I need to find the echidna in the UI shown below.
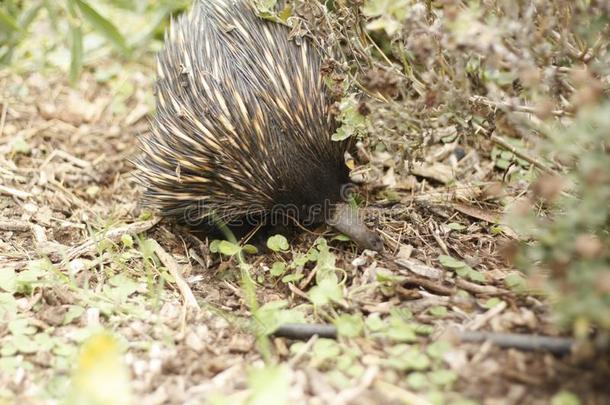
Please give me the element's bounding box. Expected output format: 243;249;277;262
135;0;382;251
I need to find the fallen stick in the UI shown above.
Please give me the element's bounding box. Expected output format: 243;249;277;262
273;323;577;355
60;218;160;266
459;331;573;355
152;240;200;310
0;218;31;232
272;323;337;340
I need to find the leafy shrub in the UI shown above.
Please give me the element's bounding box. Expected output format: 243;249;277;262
509;103;610;335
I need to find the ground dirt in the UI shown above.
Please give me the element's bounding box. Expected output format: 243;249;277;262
0;68;608;405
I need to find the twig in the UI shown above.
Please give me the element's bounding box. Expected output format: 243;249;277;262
335;366;379;404
395;257;444;279
429;223;449;255
490;133;555;174
152;240;200;310
0;218;31;232
459;331;573;355
60;218;160;266
402;276;454;296
0;184;32;199
395;285;423;299
0;101;7;138
373;381;433;405
272;323;337;340
466;300;507;331
41;149;92;169
287;282;311;301
288;334;319;367
583;29;609;63
455;278;506;296
470;95;571;117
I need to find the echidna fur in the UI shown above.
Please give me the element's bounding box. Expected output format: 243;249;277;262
135;0;352;234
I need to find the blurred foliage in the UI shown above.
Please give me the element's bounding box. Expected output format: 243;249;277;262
0;0;189;82
509;103;610;335
286;0;610;338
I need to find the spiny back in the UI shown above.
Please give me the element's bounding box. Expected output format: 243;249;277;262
135;0;349;227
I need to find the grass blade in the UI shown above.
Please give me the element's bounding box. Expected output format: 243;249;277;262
0;8;21;33
74;0;129;54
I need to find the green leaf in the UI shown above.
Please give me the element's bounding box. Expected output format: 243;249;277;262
482;297;503;309
331;96;367;141
0;293;17;317
9;319;36;335
334;314;364;338
438;255;486;283
251;0;279;14
53;342;77;357
0;8;20;33
105;274;139;302
34;333;56;351
0;356;31;374
390;307;413;321
242;244;258;254
0;341;17;357
255;300;305;335
403;349;430;370
289;342;307;358
209;240;220;253
413;323;434;335
121;234;134;248
0;268;17;293
406;372;429;390
10;137;31;155
386;345;430;371
332;234;351;242
551;391;581;405
376;269;406;283
292;254;309;267
138;238;156;260
270;262;286;276
426;340;452;360
365;313;386;333
13;335;38;354
74;0;129;53
504;273;527;292
447;222;466;231
465;269;486;283
127;5;172;47
387;318;417;342
312;339;341;361
64;305;85;325
247;364;290;405
217;240;241;256
428;369;458;388
429;306;448;317
267;234;289;252
69;24;83;84
438;255;466;269
281;273;303;283
308;277;343;307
